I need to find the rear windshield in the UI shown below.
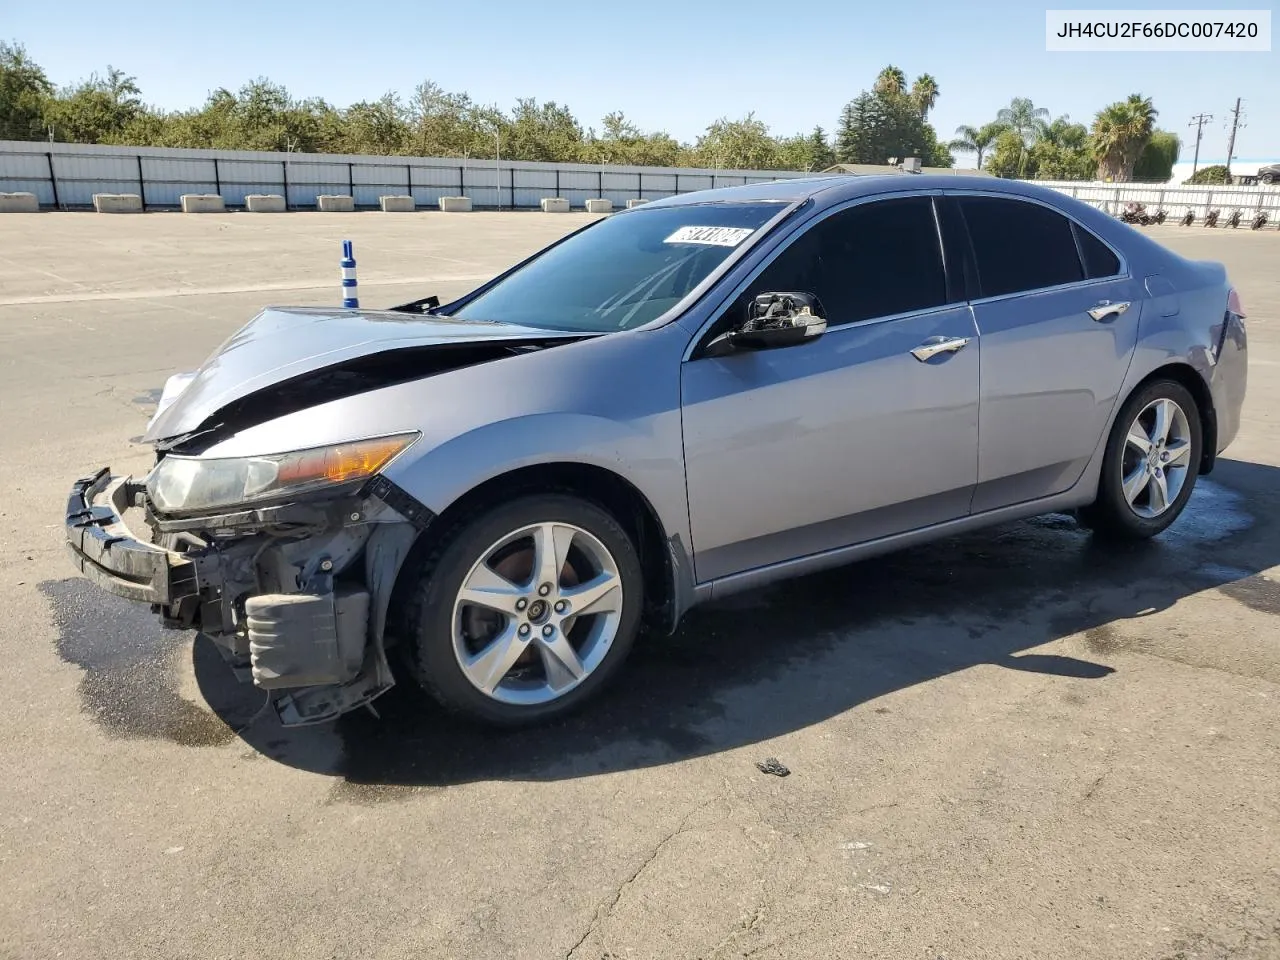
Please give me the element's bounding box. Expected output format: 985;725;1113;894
449;202;787;332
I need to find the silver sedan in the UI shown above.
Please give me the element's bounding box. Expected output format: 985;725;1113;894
65;175;1248;726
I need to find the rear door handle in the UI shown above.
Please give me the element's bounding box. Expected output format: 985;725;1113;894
911;336;971;362
1088;300;1130;322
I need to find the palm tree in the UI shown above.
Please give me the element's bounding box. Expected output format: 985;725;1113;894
910;74;940;118
948;121;1007;169
1040;115;1088;150
995;97;1050;176
874;66;907;96
1090;94;1157;181
1091;103;1127;180
997;97;1051;145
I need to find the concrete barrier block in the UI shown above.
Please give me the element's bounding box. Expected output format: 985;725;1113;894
584;198;613;213
245;194;286;212
540;197;570;212
438;196;473;212
626;198;649;209
317;195;355;212
180;194;225;213
379;195;416;212
93;193;143;213
0;192;40;213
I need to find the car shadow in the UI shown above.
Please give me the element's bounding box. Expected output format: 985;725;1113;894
45;459;1280;791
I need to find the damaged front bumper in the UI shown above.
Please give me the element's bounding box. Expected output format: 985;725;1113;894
65;468;429;725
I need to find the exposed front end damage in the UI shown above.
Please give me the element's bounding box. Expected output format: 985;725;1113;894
66;468;430;725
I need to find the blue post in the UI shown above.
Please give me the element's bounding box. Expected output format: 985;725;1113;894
341;239;359;308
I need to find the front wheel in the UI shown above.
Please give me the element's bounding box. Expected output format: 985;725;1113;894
1079;379;1202;540
401;494;644;726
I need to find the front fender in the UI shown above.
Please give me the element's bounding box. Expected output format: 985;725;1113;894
391;405;687;536
383;409;697;629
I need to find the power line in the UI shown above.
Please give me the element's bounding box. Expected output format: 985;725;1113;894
1187;113;1213;180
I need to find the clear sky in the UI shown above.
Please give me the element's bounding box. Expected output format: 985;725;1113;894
7;0;1277;163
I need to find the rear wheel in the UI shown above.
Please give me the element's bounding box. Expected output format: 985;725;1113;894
1079;379;1202;539
402;494;643;726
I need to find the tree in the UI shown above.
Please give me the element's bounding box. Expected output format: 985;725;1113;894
341;92;409;155
806;125;835;170
408;80;484;157
836;88;944;166
1040;115;1088;149
1091;93;1157;181
1022;115;1094;180
985;130;1029;178
1028;141;1094;180
774;126;835;172
687;113;780;170
873;65;907;96
583;111;682;166
1132;129;1178;181
43;66;147;144
504;98;584;161
921;125;955;167
948;121;1007;169
0;40;53;140
997;97;1050;144
910;74;940;118
993;97;1050;176
1184;164;1228;185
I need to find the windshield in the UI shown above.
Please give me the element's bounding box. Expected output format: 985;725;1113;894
449;202;787;332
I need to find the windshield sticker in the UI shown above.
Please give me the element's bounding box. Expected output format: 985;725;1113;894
664;225;754;247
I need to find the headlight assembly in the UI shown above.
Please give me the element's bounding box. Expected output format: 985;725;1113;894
146;433;419;515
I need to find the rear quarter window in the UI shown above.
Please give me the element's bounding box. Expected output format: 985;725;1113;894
1073;222;1122;279
959;196;1085;298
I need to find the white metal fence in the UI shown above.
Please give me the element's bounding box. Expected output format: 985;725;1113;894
5;141;1280;218
0;140;809;210
1040;180;1280;219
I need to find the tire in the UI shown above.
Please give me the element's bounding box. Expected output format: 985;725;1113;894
1263;173;1277;185
1079;379;1203;540
401;493;644;726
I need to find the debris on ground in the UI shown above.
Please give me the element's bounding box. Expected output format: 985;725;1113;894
755;757;790;777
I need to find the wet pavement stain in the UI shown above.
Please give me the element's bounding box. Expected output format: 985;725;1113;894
1084;624;1125;655
1218;574;1280;616
42;578;237;746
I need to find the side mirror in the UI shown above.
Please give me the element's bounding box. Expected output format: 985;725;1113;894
704;292;828;357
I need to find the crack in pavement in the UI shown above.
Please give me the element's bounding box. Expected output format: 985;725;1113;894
564;799;725;959
706;903;767;959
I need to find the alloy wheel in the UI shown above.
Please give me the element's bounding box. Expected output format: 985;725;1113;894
1120;397;1194;519
451;522;624;705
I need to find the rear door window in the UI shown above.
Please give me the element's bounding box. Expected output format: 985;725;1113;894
958;196;1085;297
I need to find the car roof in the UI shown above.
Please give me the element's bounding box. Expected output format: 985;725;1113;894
640;174;1074;209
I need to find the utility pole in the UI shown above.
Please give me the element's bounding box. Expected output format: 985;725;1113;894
1187;113;1213;180
1223;98;1245;184
493;127;501;212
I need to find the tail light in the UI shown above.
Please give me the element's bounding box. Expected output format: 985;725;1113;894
1227;287;1246;319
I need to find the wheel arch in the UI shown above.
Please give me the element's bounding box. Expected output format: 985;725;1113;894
1127;361;1218;474
387;462;687;639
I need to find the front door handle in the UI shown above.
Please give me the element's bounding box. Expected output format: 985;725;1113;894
1088;300;1131;322
911;336;971;362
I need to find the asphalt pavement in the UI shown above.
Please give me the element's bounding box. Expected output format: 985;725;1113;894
1;212;1277;960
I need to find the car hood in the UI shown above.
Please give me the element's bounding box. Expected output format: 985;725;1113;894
142;306;586;443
